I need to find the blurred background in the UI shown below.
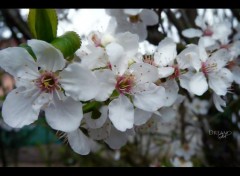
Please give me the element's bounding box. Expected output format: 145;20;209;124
0;9;240;167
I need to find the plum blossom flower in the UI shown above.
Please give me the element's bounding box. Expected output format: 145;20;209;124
182;16;232;49
0;39;99;132
106;9;159;41
177;43;233;96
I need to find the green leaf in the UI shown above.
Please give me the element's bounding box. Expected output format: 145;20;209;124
51;31;81;58
83;101;102;114
19;43;37;61
28;9;58;42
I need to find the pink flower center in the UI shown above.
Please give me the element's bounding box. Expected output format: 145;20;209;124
201;62;208;76
91;34;101;47
36;71;60;93
220;44;230;49
115;75;135;94
203;28;213;36
170;65;180;79
201;61;218;76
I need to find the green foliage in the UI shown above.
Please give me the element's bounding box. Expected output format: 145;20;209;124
51;31;81;58
83;101;102;114
28;9;58;42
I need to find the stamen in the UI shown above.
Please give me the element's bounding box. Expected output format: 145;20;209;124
35;71;61;93
115;75;135;94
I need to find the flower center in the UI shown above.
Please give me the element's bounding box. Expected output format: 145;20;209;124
115;75;135;94
36;71;60;93
203;28;213;36
128;15;142;23
170;65;180;79
143;55;157;66
201;62;217;76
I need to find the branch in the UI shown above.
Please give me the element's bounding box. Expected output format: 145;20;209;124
231;9;240;22
1;9;32;40
164;9;191;44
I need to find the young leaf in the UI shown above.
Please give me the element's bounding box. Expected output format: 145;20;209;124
28;9;58;42
51;31;81;58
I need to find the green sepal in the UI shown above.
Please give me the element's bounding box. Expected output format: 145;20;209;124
83;101;102;114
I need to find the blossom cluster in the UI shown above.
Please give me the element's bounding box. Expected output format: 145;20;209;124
0;9;239;165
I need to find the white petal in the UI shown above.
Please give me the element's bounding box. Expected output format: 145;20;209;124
88;119;111;140
154;37;177;67
45;94;83;132
134;108;152;126
123;9;142;16
198;36;218;50
182;28;203;38
129;62;159;84
104;126;128;150
176;45;202;71
94;69;116;101
140;9;159;26
105;18;118;35
158;107;176;123
0;47;39;83
108;95;134;132
179;71;194;92
229;41;240;58
80;46;106;69
213;93;226;112
59;63;99;101
133;84;166;112
162;79;179;107
67;129;91;155
195;16;207;29
2;87;40;128
207;49;232;71
85;106;108;129
189;72;208;96
208;68;233;96
130;23;148;42
198;45;208;62
158;67;175;78
212;21;232;43
28;39;66;72
106;42;128;75
116;32;139;57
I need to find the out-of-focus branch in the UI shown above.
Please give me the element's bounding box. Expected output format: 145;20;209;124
231;9;240;22
1;9;31;41
164;9;191;44
179;9;197;29
0;129;7;167
146;9;166;45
